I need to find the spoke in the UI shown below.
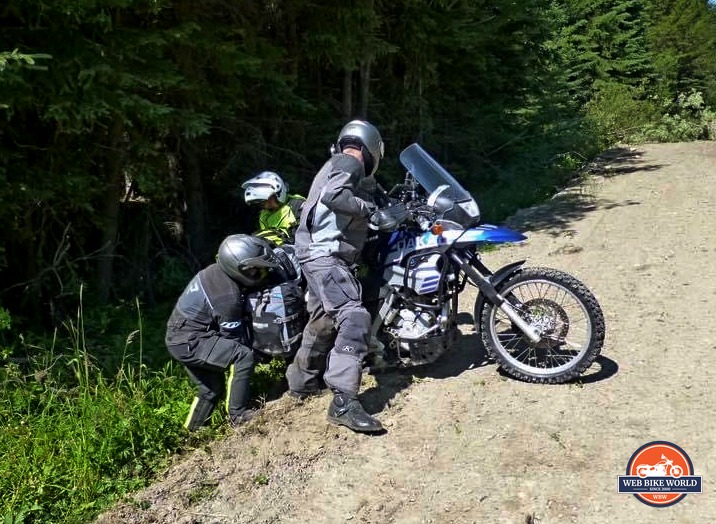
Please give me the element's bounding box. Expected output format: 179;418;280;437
511;345;533;362
498;334;519;348
547;350;575;365
561;337;586;349
556;288;570;309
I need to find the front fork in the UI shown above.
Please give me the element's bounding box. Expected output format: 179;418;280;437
450;253;542;343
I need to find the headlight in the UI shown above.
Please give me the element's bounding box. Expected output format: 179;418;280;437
459;199;480;219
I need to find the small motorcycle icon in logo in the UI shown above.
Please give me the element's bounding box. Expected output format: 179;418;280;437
636;454;684;479
618;441;702;507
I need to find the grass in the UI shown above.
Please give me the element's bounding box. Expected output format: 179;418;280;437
0;288;282;524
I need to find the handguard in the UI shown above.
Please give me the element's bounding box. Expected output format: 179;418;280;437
369;202;409;231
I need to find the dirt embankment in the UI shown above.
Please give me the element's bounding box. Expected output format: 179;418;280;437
97;141;716;524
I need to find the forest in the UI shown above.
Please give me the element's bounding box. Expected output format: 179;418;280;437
2;0;716;323
1;0;715;522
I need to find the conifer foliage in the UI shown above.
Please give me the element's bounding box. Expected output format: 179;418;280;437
0;0;715;322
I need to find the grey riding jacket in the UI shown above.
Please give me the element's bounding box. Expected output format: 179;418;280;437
295;154;374;265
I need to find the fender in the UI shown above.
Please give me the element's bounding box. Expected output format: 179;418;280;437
473;260;526;328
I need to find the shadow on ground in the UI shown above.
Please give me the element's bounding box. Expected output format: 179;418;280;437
589;146;667;178
359;312;488;415
360;311;618;415
503;146;664;237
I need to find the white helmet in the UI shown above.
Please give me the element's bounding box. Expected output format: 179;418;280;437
242;171;288;205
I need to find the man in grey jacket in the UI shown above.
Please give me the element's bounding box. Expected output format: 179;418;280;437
286;120;385;433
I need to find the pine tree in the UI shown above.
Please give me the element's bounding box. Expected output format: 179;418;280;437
645;0;716;103
556;0;654;102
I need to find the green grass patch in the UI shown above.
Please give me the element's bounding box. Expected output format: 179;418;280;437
0;359;190;522
0;289;282;523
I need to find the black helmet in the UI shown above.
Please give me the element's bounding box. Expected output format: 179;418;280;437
217;234;280;287
334;120;384;177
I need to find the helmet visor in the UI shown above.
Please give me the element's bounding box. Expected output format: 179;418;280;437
241;255;279;269
239;266;269;283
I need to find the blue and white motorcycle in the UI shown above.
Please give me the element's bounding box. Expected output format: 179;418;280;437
363;143;605;383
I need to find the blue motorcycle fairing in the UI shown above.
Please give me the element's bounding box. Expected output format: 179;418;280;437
440;224;527;245
378;225;528;293
384;224;526;254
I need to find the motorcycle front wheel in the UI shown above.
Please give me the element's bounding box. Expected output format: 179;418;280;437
479;267;605;384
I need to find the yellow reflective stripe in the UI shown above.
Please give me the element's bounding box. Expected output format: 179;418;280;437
225;364;235;415
184;396;200;429
255;231;286;246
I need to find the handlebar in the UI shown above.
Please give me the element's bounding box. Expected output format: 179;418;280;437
404;200;436;231
383;178;438;231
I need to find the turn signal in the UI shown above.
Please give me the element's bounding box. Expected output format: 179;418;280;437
430;223;444;235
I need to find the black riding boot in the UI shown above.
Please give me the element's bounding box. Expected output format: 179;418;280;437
327;392;384;433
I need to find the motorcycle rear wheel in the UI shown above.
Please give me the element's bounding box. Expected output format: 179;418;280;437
479;267;605;383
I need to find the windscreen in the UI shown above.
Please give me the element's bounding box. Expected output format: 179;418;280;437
398;143;474;203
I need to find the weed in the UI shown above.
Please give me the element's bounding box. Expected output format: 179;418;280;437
0;282;290;522
549;431;567;450
187;481;218;504
251;357;288;399
253;473;270;486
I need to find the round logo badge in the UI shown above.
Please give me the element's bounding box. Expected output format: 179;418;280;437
619;441;702;507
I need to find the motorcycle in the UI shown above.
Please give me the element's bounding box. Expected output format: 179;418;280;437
636;455;684;478
258;143;605;384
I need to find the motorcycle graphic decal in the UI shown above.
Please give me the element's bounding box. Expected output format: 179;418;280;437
636;455;684;478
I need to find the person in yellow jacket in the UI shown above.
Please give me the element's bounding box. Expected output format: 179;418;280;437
242;171;305;246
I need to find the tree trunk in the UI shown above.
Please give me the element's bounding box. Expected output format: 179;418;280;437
122;201;153;304
95;118;124;305
358;59;372;119
418;74;425;143
180;139;208;265
342;67;353;118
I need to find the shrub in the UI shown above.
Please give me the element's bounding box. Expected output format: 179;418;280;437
583;82;660;147
0;294;198;523
632;90;716;143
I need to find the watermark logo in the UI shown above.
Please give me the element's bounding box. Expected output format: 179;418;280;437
618;441;702;507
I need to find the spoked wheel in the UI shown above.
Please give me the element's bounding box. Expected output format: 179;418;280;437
480;267;605;383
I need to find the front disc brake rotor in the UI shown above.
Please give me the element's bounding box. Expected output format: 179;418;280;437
520;298;570;348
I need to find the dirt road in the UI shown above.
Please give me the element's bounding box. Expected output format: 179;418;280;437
97;141;715;524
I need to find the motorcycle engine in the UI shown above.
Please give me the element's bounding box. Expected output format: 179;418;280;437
391;309;438;340
382;299;457;366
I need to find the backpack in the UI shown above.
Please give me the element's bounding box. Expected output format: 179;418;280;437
247;278;305;358
246;245;305;358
